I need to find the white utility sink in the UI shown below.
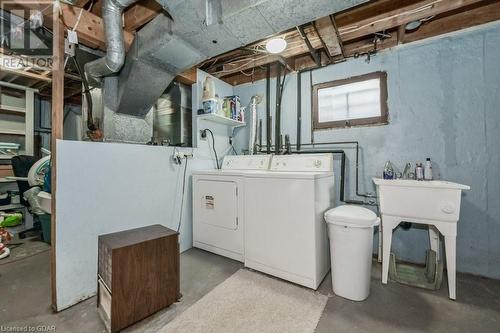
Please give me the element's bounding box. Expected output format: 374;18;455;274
373;178;470;300
373;178;470;222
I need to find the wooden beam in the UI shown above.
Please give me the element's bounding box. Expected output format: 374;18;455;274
313;16;343;57
338;0;485;41
403;0;500;43
0;66;52;82
211;0;499;85
266;0;500;80
211;26;323;77
175;67;197;86
59;4;134;50
51;2;65;312
72;0;92;7
124;0;162;32
397;25;406;44
335;0;418;27
91;0;104;17
0;65;81;84
344;35;398;56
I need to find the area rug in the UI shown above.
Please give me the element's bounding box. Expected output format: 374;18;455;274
160;269;328;333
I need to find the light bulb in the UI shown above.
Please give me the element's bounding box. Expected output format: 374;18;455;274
265;38;287;54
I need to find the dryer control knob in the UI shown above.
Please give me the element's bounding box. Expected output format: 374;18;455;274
314;160;322;168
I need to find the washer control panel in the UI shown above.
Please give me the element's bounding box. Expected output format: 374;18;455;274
270;154;333;172
222;155;272;170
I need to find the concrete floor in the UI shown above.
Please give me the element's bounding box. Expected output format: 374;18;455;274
1;245;500;332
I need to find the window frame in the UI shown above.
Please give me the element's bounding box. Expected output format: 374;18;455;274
312;71;388;130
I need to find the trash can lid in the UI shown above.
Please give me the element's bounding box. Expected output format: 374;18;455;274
324;205;379;228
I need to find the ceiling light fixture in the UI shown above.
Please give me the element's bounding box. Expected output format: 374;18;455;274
265;38;287;54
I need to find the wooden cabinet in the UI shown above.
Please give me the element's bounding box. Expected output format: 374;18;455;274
97;224;180;332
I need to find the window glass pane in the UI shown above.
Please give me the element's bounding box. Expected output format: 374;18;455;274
317;78;381;123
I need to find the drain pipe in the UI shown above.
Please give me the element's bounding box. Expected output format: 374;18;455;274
248;95;262;155
84;0;139;79
266;64;271;154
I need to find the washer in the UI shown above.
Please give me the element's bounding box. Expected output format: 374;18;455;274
244;154;334;289
192;155;271;262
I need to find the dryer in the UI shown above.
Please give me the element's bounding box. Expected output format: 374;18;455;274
192;155;271;262
243;154;334;289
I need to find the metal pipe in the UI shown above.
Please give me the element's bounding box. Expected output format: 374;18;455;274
296;71;302;150
84;0;138;79
275;63;281;154
256;141;377;201
286;148;376;206
340;151;345;202
258;119;263;149
312;21;332;61
248;95;260;155
297;25;321;66
266;64;271;154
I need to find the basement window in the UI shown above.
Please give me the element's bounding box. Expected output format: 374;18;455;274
312;71;388;130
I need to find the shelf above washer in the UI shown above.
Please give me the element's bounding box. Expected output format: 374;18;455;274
197;113;246;128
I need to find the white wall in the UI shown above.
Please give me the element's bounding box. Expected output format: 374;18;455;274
55;140;212;310
55;70;251;310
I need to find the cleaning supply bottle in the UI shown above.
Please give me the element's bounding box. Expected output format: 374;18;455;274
383;161;394;179
202;76;215;100
424;158;433;180
415;163;424;181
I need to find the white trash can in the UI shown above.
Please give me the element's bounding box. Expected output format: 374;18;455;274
324;205;380;301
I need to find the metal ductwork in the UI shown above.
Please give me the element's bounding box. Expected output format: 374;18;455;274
84;0;139;79
94;0;369;118
113;13;205;116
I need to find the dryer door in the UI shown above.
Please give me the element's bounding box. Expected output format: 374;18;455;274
193;178;243;261
196;180;238;230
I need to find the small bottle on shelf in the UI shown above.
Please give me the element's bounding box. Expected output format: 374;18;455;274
415;163;424;181
383;161;394;179
424;158;433;180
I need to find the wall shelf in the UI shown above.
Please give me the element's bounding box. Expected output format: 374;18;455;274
0;104;26;115
197;113;246;128
0;128;26;135
0;81;34;156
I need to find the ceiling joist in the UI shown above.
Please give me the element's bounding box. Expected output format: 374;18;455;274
124;0;163;32
313;16;343;58
338;0;485;41
212;0;499;85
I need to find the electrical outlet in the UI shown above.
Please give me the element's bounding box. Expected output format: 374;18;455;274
172;151;193;165
200;130;207;140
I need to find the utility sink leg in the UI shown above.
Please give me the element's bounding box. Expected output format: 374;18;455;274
444;235;457;300
381;215;397;284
